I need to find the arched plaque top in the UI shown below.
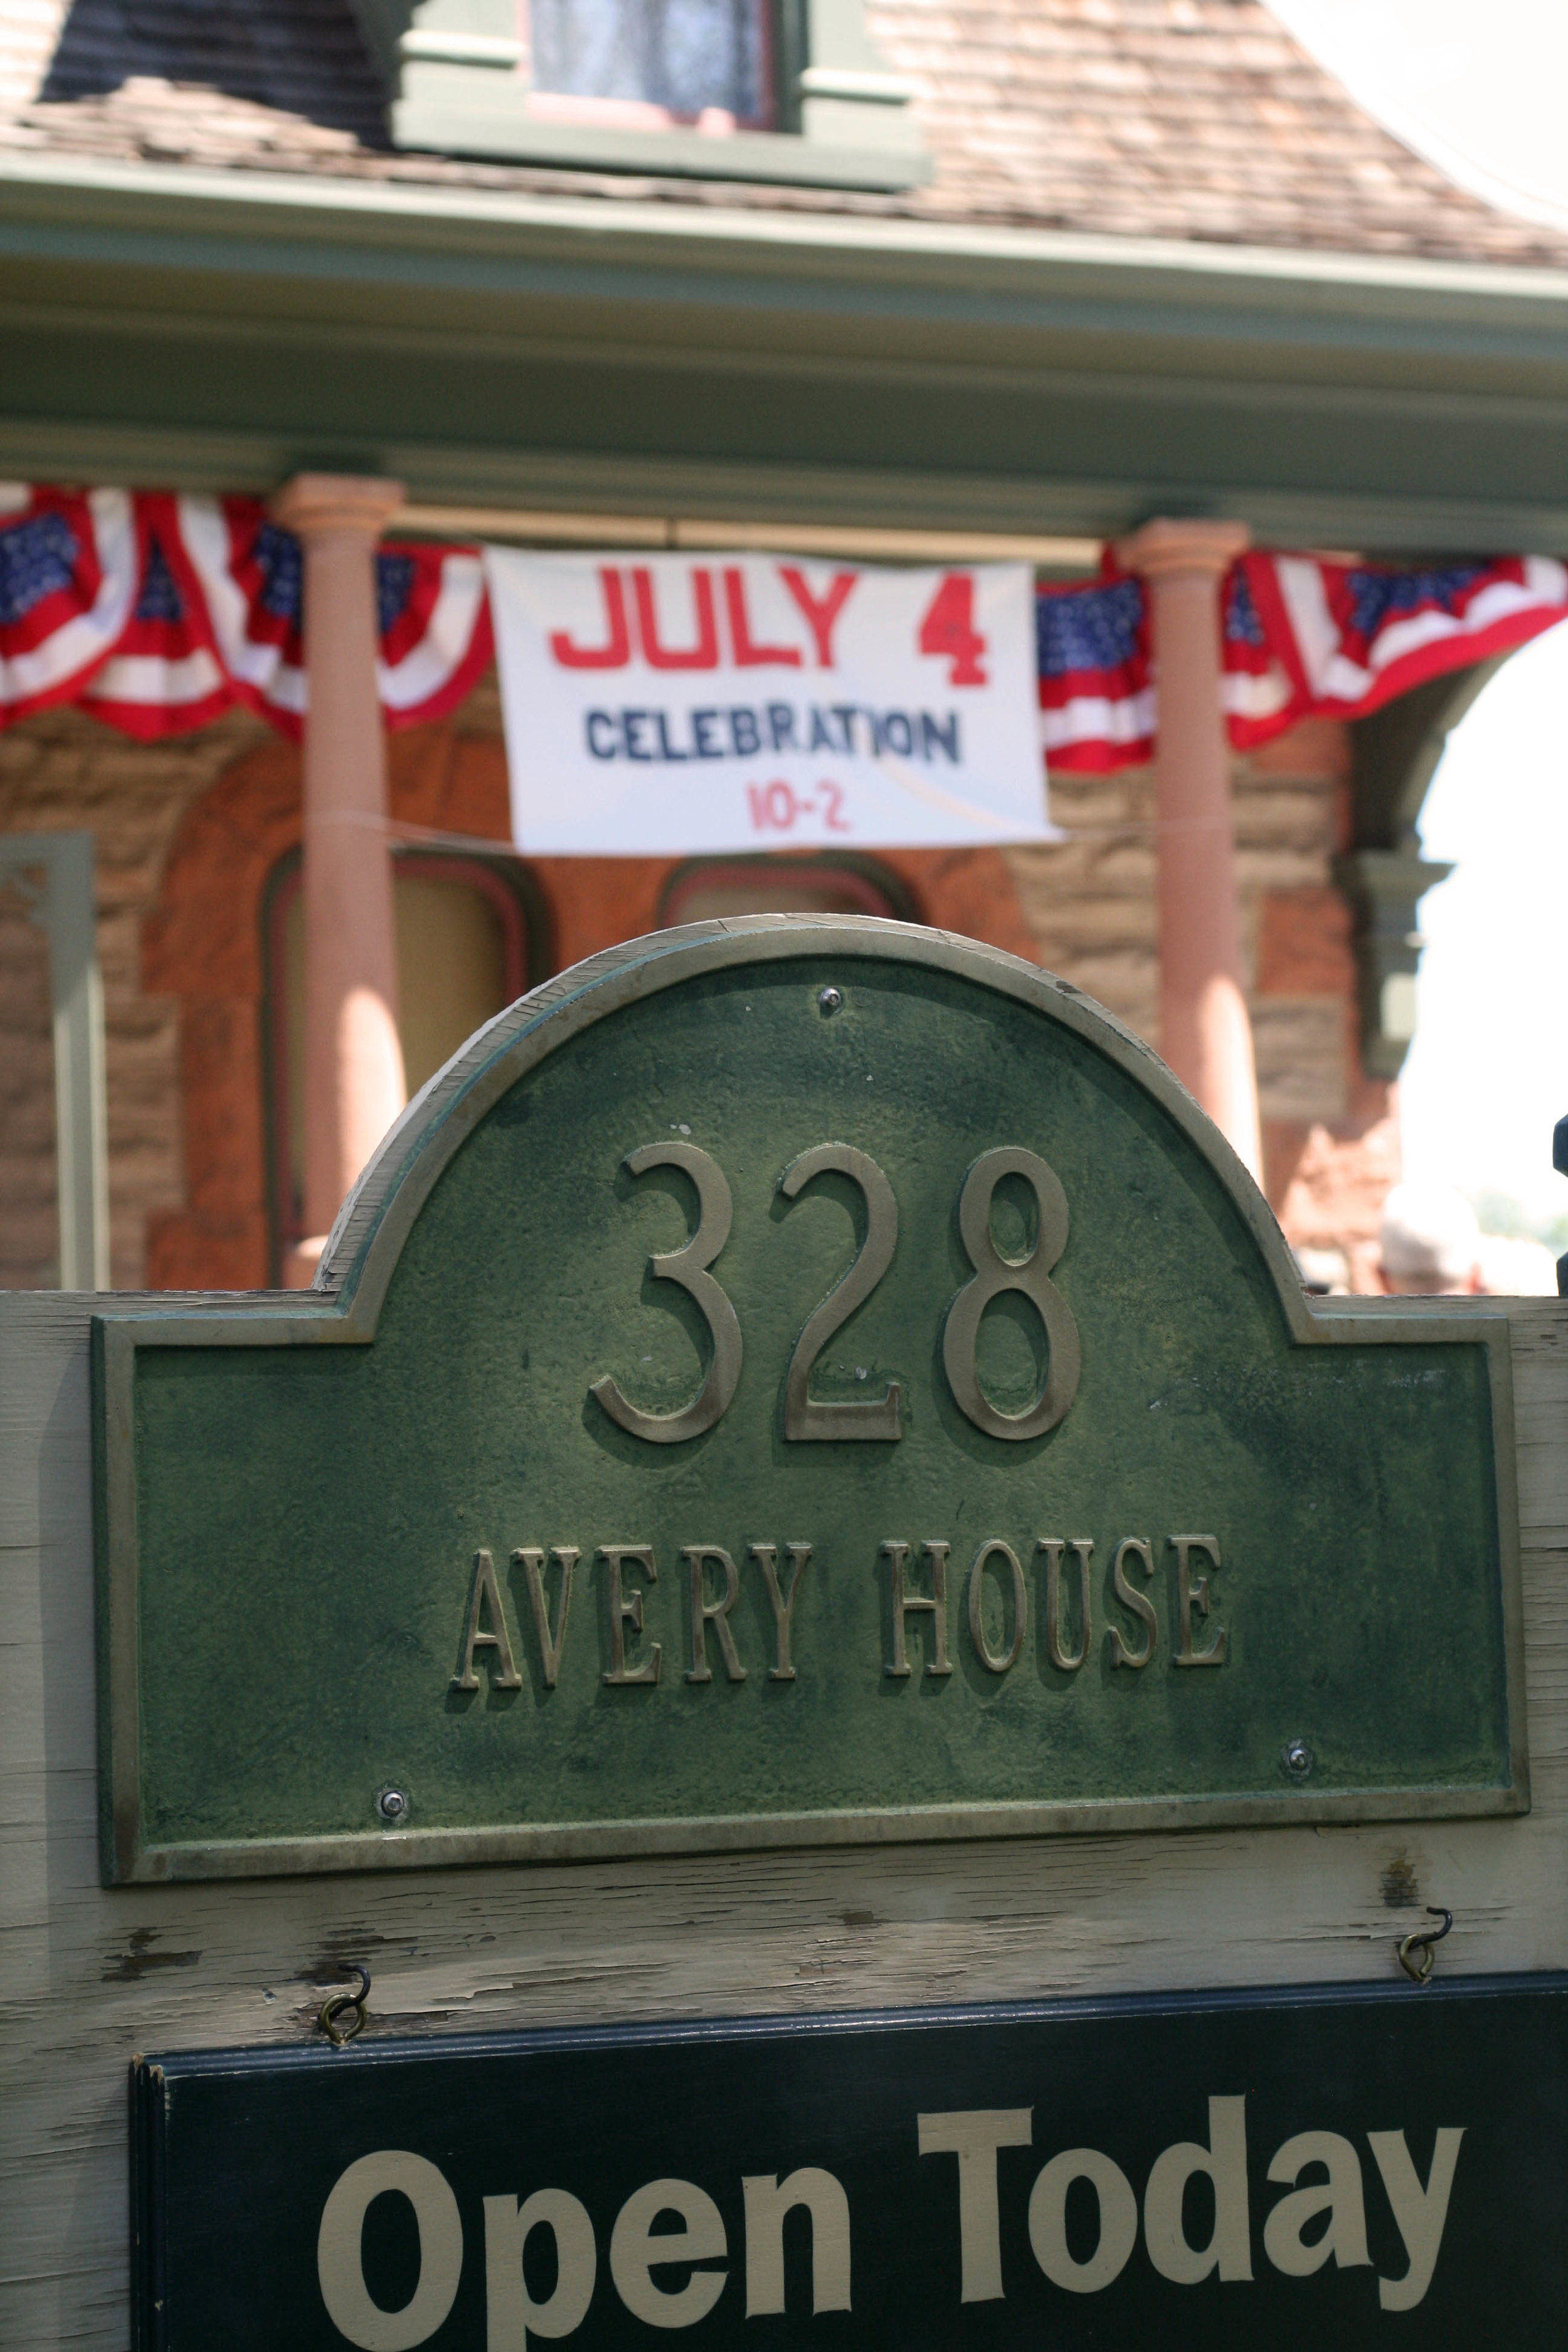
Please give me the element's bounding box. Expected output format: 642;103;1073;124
315;916;1310;1344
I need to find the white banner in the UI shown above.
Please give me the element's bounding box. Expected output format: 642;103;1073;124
485;548;1057;854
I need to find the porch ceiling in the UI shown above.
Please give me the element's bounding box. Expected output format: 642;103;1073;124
4;152;1568;551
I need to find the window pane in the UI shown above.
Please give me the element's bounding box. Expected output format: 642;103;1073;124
395;872;508;1098
529;0;766;120
277;866;517;1236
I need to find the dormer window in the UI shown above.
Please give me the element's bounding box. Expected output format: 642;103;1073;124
374;0;928;190
529;0;771;129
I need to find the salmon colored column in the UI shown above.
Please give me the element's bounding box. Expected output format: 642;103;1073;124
1118;518;1263;1184
273;474;407;1288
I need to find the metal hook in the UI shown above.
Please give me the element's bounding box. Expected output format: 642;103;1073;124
317;1963;372;2046
1397;1907;1452;1986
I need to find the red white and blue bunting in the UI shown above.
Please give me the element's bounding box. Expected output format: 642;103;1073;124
75;501;231;739
165;495;492;738
1035;559;1155;771
2;484;1564;765
0;486;140;722
1246;551;1568;721
1037;551;1568;771
0;489;493;739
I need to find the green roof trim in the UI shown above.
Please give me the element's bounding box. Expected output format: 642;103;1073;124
3;152;1568;548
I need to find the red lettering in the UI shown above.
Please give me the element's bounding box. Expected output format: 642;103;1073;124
779;566;857;668
549;567;631;669
746;780;801;831
632;566;720;670
917;571;988;686
723;568;802;667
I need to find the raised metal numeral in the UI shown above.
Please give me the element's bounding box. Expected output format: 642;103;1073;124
942;1146;1081;1441
778;1144;902;1441
595;1139;1080;1446
590;1142;743;1444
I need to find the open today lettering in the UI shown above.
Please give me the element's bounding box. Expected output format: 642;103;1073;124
315;2100;1461;2348
450;1533;1229;1694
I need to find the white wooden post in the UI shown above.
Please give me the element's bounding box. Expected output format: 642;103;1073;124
0;831;109;1290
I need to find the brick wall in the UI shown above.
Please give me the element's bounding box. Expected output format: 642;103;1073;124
0;704;273;1289
1007;713;1398;1286
0;684;1394;1293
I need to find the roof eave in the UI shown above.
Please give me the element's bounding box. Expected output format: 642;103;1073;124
4;147;1568;347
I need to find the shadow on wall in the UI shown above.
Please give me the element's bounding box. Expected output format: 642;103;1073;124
37;0;388;140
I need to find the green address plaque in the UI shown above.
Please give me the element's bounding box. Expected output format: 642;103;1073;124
93;918;1528;1884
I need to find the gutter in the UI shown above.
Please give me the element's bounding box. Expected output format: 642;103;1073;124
4;149;1568;359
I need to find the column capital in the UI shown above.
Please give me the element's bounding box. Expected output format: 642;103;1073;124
1115;517;1251;582
272;473;405;543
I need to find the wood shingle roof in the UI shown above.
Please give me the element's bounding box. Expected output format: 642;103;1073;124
4;0;1567;270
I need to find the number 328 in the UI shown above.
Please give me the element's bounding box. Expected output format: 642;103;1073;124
590;1142;1081;1446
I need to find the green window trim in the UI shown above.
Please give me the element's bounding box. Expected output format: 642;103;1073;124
351;0;931;189
0;832;109;1291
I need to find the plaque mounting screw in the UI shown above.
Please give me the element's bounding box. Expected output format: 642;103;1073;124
1283;1738;1313;1778
817;986;844;1015
375;1785;410;1824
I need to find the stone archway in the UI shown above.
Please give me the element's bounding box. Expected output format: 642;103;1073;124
141;717;516;1289
140;691;1047;1290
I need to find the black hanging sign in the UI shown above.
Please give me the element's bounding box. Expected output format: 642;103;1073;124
132;1974;1567;2349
